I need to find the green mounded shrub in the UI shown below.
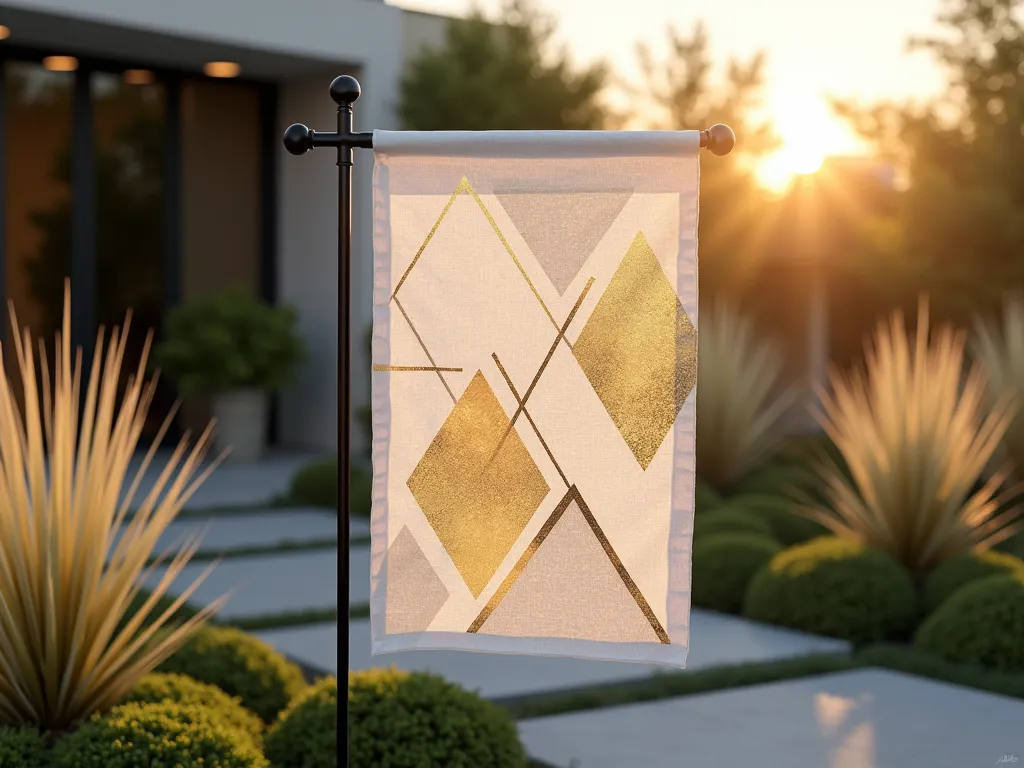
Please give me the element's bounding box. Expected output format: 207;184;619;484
730;462;817;499
923;550;1024;614
693;508;774;541
265;676;337;768
725;494;831;546
123;672;264;745
692;533;782;614
158;626;306;723
743;536;918;644
287;457;371;516
54;701;267;768
694;478;724;514
916;573;1024;673
350;667;526;768
153;288;306;396
0;726;49;767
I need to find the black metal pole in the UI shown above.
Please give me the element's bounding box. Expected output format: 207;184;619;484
283;75;372;768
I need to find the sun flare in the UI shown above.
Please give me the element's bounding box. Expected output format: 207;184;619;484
755;88;860;193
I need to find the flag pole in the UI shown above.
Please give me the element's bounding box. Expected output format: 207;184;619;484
281;74;734;767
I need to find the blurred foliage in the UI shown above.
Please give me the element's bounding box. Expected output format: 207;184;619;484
400;0;608;131
834;0;1024;327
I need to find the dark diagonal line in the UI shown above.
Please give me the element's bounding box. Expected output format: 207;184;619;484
492;353;569;489
488;278;595;464
571;487;671;644
393;296;457;404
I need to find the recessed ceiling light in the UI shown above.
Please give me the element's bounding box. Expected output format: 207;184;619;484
123;69;154;85
43;55;78;72
203;61;240;78
0;26;11;40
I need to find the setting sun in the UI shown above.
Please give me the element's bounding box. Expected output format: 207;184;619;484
755;87;861;193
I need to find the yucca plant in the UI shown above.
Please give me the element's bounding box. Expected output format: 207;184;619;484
0;282;226;730
696;301;797;490
810;301;1023;578
971;295;1024;480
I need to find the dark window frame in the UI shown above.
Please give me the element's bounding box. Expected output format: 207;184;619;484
0;41;281;444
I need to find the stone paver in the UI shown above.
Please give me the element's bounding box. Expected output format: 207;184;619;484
519;669;1024;768
125;451;324;509
257;623;338;674
348;610;849;700
117;509;337;554
147;550;337;619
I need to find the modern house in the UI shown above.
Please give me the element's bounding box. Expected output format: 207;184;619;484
0;0;448;454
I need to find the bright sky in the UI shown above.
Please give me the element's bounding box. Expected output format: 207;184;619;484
389;0;950;190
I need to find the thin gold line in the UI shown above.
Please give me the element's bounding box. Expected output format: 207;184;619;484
488;278;595;464
571;487;671;644
463;181;563;337
468;488;577;633
391;179;469;300
393;297;456;404
492;352;569;489
373;365;463;372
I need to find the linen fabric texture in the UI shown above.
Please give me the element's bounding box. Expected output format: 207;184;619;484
370;129;700;667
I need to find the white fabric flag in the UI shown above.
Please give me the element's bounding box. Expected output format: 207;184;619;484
369;130;699;667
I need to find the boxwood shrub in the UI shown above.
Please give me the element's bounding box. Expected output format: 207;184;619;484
53;702;266;768
922;550;1024;615
743;536;918;644
265;676;337;768
694;478;724;514
693;508;774;541
724;494;831;546
158;626;305;722
0;726;49;768
916;573;1024;673
287;457;371;516
350;667;526;768
123;672;263;745
691;533;781;614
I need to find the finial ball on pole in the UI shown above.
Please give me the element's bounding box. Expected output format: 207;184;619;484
283;123;313;155
330;75;362;106
701;124;736;156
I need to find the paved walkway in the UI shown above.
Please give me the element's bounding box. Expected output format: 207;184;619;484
519;669;1024;768
347;606;849;700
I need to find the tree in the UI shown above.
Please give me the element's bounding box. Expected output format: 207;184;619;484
634;23;779;302
399;0;609;130
834;0;1024;326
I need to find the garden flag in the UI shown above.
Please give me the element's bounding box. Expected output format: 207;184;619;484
369;130;699;667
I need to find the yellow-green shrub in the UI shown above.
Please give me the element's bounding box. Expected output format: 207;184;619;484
916;573;1024;673
743;537;918;644
923;550;1024;614
692;533;781;614
265;676;337;768
350;667;525;768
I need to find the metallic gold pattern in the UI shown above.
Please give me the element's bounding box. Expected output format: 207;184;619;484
468;486;670;643
407;370;551;598
573;232;697;470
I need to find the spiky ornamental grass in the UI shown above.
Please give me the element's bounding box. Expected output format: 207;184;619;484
696;301;797;491
0;282;227;730
808;302;1023;578
971;295;1024;482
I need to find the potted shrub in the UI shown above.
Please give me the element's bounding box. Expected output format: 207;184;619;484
155;288;306;462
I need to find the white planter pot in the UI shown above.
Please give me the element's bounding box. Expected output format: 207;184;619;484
211;389;268;464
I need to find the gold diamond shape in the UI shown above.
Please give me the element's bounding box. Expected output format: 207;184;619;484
407;370;550;597
573;231;696;470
